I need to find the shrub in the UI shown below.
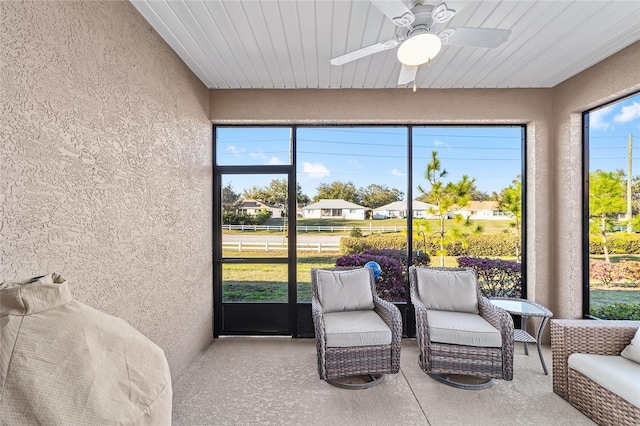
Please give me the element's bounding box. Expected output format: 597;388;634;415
340;234;407;254
462;234;519;257
419;234;518;257
222;210;272;225
457;256;522;298
618;261;640;285
336;253;406;302
341;233;520;257
589;233;640;254
589;261;625;287
590;302;640;320
349;226;364;238
364;248;430;267
335;249;429;302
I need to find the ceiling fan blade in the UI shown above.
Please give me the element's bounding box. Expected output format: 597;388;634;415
398;64;418;85
331;39;400;66
443;27;512;48
370;0;415;27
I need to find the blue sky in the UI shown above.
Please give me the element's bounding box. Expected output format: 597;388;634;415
217;126;522;200
589;93;640;174
216;92;640;202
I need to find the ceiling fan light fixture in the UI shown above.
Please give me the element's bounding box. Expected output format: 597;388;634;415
396;33;442;66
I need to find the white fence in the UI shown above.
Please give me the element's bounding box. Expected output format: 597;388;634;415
222;242;340;252
222;224;405;233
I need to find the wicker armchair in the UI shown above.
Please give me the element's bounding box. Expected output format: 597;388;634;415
409;266;514;389
551;320;640;426
311;267;402;388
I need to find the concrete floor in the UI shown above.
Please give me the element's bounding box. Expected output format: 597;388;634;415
172;338;594;426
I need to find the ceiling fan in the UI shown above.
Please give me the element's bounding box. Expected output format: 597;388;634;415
331;0;512;88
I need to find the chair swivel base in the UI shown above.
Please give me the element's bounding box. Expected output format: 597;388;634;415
429;373;494;390
326;374;385;389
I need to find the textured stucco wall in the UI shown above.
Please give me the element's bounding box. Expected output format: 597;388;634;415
210;88;556;319
551;41;640;319
1;1;213;378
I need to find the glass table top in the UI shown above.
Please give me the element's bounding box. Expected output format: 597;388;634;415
489;298;551;316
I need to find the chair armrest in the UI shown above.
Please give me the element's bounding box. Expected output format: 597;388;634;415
311;297;327;379
551;319;639;399
373;296;402;341
479;297;515;380
311;298;326;341
409;281;431;370
373;295;403;373
409;284;430;337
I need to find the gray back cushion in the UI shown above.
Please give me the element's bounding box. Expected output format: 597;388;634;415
416;268;479;314
316;269;375;313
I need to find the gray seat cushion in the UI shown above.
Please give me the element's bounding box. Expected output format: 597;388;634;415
427;309;502;348
324;310;392;348
569;353;640;408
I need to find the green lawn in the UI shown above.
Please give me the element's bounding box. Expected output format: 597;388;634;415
221;253;474;302
590;254;640;263
222;251;337;302
590;289;640;308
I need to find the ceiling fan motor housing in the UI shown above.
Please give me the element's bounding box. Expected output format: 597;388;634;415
395;4;444;41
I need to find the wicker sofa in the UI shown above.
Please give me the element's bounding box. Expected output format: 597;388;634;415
551;320;640;426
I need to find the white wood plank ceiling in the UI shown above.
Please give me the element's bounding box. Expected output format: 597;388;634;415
130;0;640;89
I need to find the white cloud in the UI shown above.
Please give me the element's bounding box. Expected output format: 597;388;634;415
302;162;330;178
225;145;245;155
614;101;640;124
245;150;286;165
590;105;616;131
434;140;450;148
391;168;406;177
267;157;286;165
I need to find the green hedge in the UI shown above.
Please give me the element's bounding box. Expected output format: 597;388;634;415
340;234;406;254
590;302;640;320
589;233;640;254
340;234;518;257
341;232;640;256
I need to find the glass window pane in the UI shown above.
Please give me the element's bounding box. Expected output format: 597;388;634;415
296;127;408;302
222;264;288;303
412;127;522;297
221;173;288;258
216;127;291;165
587;93;640;319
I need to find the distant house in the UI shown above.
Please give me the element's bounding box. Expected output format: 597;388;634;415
373;200;439;219
457;201;510;220
302;199;366;219
235;199;284;218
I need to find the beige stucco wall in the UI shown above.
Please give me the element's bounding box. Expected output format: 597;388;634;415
551;41;640;319
1;1;213;378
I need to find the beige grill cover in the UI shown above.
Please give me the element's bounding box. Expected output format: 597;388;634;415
0;273;172;425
